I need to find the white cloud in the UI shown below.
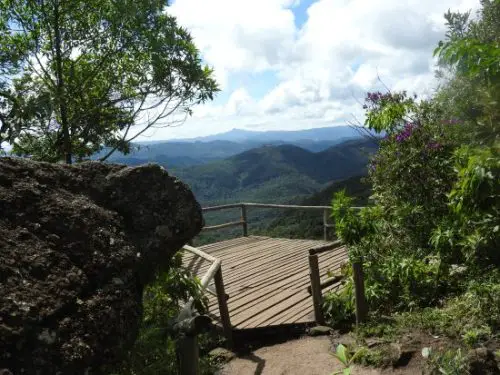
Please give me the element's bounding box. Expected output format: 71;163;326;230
146;0;480;140
168;0;297;88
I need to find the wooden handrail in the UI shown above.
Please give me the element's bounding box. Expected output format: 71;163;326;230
203;202;365;212
183;244;218;263
306;275;343;295
177;244;233;374
202;220;245;232
309;240;342;255
201;202;364;241
308;241;344;325
307;242;368;326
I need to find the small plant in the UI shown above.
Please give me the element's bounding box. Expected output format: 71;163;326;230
462;326;492;347
323;285;355;326
330;344;365;375
425;347;470;375
350;346;385;367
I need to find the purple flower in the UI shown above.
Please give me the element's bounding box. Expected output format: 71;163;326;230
427;141;442;150
395;122;416;143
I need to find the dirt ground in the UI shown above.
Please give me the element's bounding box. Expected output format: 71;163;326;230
218;336;423;375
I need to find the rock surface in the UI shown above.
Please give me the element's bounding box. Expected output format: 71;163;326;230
0;157;203;374
308;325;333;336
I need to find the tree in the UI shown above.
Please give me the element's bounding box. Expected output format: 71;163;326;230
434;0;500;145
0;0;218;163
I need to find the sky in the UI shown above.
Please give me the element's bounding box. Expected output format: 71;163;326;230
147;0;483;141
1;0;481;147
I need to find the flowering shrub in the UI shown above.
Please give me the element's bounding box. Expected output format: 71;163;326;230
324;1;500;330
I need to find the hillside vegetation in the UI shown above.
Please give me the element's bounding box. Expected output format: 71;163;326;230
263;175;370;240
323;2;500;372
173;138;377;204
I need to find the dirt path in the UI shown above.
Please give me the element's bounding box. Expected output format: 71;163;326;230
219;336;343;375
218;336;423;375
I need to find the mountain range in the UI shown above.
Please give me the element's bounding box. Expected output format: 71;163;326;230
170;126;364;143
102;126;379;243
171;138;378;205
100;126;369;167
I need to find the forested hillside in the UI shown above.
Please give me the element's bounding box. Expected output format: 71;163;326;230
173;138;377;204
263;175;371;240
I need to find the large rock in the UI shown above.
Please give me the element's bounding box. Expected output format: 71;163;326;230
0;157;204;374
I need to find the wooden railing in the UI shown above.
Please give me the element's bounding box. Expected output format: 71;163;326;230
308;242;367;326
202;202;364;241
176;245;232;375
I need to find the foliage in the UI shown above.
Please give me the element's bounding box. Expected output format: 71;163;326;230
434;1;500;81
265;175;371;241
330;344;366;375
108;252;218;375
424;348;470;375
350;345;402;368
323;1;500;348
432;144;500;268
397;275;500;343
0;0;218;163
323;265;355;325
174;139;377;204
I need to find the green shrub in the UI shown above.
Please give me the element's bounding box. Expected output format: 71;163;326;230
425;348;470;375
351;345;399;368
323;285;355;326
108;252;219;375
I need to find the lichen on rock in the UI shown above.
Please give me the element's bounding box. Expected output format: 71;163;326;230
0;157;203;374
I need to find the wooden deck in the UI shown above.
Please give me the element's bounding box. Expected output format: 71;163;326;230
182;236;348;331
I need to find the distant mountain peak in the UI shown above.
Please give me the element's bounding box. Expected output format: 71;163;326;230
171;125;368;143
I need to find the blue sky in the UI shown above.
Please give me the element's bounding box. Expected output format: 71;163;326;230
140;0;480;141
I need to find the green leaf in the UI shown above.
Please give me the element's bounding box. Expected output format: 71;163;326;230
332;344;349;365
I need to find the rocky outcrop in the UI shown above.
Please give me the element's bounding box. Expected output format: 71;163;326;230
0;157;204;374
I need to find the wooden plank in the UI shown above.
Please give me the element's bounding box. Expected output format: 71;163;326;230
216;249;348;312
232;288;300;327
265;295;312;326
191;239;307;282
202;237;282;261
197;236;264;253
185;237;278;274
309;241;343;255
241;205;248;236
239;291;312;328
203;203;332;211
198;239;318;286
218;240;320;286
228;257;346;326
204;247;347;318
183;245;218;262
353;261;368;325
181;237;349;329
214;268;233;347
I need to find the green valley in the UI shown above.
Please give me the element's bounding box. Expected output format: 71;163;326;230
172;138;378;205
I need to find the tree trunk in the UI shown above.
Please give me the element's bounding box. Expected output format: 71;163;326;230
53;1;72;164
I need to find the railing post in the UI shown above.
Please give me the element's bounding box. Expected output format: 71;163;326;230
175;315;211;375
308;253;325;325
241;204;248;237
177;334;200;375
214;268;233;348
352;260;368;325
323;209;329;241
